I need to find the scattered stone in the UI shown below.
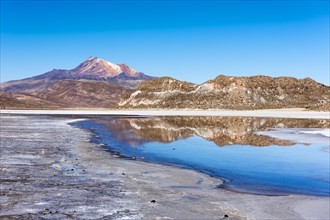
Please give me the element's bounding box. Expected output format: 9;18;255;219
150;200;156;203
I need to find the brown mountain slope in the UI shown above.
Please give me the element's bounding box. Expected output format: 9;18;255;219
119;75;330;110
34;80;133;108
0;92;61;109
1;80;133;109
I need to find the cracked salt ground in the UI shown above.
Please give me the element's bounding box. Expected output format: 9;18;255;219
0;116;140;219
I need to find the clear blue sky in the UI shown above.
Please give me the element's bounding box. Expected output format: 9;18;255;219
1;0;329;85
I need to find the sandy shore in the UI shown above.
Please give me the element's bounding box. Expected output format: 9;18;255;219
1;108;329;119
1;115;329;219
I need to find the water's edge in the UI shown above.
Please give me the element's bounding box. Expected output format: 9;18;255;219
71;118;329;197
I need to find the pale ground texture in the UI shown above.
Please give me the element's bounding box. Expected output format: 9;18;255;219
0;115;329;219
257;128;330;144
1;108;329;119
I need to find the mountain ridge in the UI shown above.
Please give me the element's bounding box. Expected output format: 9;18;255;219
1;57;329;110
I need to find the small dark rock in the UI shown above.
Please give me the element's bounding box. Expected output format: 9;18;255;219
150;200;156;203
223;214;229;218
122;173;126;175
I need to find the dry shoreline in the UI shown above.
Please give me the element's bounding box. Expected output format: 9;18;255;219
1;108;330;119
1;115;329;219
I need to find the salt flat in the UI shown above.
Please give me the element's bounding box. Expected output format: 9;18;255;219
1;108;329;119
1;115;329;219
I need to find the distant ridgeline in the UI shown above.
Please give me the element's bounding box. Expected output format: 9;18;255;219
1;57;329;110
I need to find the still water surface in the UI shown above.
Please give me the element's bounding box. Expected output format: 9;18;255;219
75;116;330;196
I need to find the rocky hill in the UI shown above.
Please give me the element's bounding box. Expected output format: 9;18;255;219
119;75;330;110
1;56;154;93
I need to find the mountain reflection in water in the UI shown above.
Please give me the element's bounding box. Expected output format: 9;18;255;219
75;116;329;196
95;116;329;147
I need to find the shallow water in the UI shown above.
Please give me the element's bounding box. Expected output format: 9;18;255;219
74;116;330;196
